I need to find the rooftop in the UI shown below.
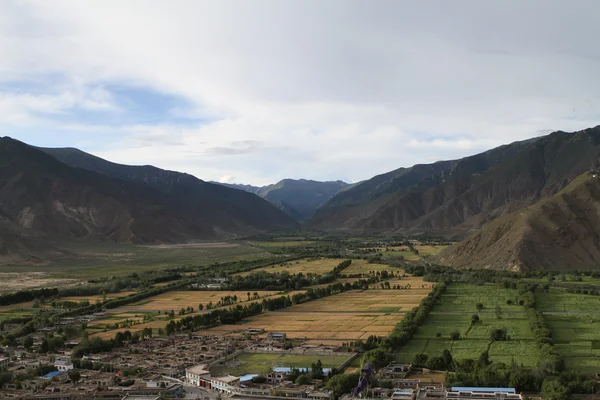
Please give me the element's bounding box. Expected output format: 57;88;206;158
240;374;259;382
212;375;240;384
450;387;516;394
42;371;63;380
273;367;332;374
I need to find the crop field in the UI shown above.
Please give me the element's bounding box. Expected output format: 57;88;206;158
343;262;404;275
60;291;138;303
414;245;448;256
211;352;352;376
291;286;431;313
396;283;540;367
110;290;281;312
433;283;524;313
238;258;376;276
369;278;433;290
537;289;600;313
538;289;600;373
198;312;402;344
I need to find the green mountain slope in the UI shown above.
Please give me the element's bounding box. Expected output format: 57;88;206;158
436;172;600;271
215;179;348;221
310;126;600;236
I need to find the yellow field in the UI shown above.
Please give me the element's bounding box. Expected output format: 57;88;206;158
60;291;137;303
289;289;429;313
0;301;33;312
237;258;346;276
343;262;403;275
196;312;401;341
114;290;280;312
414;245;448;256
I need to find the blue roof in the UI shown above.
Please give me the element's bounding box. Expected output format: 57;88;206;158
240;374;259;382
393;391;414;395
451;387;516;393
272;367;332;373
42;371;63;379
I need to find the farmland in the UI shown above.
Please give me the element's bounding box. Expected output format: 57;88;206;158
538;289;600;373
396;283;540;367
237;258;345;276
113;290;281;312
197;312;401;345
211;352;353;376
195;273;431;346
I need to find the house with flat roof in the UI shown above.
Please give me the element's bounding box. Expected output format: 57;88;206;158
185;364;211;387
210;375;240;394
391;389;415;400
54;360;74;372
446;387;521;400
0;357;10;370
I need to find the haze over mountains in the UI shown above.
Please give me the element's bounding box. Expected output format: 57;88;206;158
215;180;349;221
4;126;600;270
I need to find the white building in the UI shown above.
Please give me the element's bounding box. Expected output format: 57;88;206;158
54;360;74;372
446;387;522;400
185;364;211;386
210;375;240;394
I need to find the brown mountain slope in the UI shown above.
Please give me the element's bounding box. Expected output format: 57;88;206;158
310;126;600;237
436;173;600;271
0;137;296;251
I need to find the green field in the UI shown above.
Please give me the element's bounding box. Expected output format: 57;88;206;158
434;284;524;313
255;241;316;247
396;283;540;367
538;289;600;373
210;352;353;376
0;242;269;280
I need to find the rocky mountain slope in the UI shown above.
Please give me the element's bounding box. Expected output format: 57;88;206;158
216;179;348;221
0;138;295;260
310;126;600;237
436;172;600;271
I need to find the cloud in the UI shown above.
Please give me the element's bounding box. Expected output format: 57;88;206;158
1;1;599;185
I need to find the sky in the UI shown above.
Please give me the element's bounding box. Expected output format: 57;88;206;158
1;1;600;186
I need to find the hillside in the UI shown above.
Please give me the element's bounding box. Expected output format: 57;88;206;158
310;126;600;236
0;138;296;257
436;173;600;271
215;179;348;221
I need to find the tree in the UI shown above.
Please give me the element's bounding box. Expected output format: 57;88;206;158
471;314;480;324
413;353;429;366
69;370;81;383
450;330;461;340
495;305;503;319
427;356;445;371
23;336;34;350
296;374;311;385
476;303;484;312
441;349;453;368
541;377;569;400
325;373;359;397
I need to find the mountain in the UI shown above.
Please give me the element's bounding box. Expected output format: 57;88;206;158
436;172;600;271
0;138;296;254
310;126;600;237
215;179;349;221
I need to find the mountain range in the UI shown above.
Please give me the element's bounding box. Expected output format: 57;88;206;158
214;179;349;221
4;125;600;270
0;137;297;263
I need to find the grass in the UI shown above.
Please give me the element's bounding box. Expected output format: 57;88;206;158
210;352;352;376
538;289;600;373
254;241;316;247
395;283;540;367
434;283;524;313
0;242;269;280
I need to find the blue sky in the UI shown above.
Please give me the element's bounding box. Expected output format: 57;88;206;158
1;0;599;185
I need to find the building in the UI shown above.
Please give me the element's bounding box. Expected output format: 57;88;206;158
268;332;286;341
267;367;290;383
185;364;211;386
210;375;240;394
0;357;9;370
381;363;413;379
391;389;416;400
54;360;74;372
446;387;522;400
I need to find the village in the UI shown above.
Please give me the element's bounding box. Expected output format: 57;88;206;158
0;321;524;400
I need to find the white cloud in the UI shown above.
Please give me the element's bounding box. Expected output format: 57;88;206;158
1;0;599;184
